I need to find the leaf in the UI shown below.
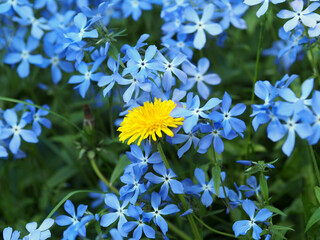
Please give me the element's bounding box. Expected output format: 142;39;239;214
315;186;320;204
272;225;294;232
260;172;269;204
305;207;320;232
265;205;287;217
47;166;78;188
211;165;221;197
110;155;131;184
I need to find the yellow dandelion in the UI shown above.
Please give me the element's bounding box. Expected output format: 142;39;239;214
118;98;184;146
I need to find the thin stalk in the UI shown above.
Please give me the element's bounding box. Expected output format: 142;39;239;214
167;222;193;240
157;142;202;240
246;17;266;159
221;176;232;215
108;92;115;139
116;83;124;110
309;145;320;186
305;29;320;86
90;158;119;195
193;215;235;238
46;190;105;219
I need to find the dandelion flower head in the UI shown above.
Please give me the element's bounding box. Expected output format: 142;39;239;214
118;98;184;145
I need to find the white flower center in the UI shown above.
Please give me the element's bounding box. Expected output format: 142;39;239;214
177;41;184;48
195;73;203;82
21;50;29;60
12;125;21;134
85;71;92;80
51;56;59;66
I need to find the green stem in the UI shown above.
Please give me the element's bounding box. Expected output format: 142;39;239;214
309;145;320;186
116;83;124;111
221;176;232;215
108;92;115;139
90;158;119;195
0;97;81;132
193;215;235;238
167;221;193;240
246;17;266;159
157;142;202;240
46;190;105;219
305;29;320;86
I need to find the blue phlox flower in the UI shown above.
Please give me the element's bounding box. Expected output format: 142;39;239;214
80;2;110;25
64;13;98;43
22;100;51;137
126;142;162;172
0;144;8;158
156;51;187;91
193;168;215;207
277;78;313;117
89;180;109;208
41;44;74;84
119;165;147;204
122;45;161;77
0;109;38;154
3;36;43;78
215;0;248;29
228;183;243;211
181;3;222;49
232;199;272;240
122;205;155;239
239;176;261;198
122;73;152;104
13;7;51;39
110;228;123;240
121;0;153;21
144;163;184;199
23;219;54;240
244;0;285;18
182;57;221;99
100;194;130;237
98;55;129;97
209;92;246;137
171;128;200;158
171;92;221;133
0;0;30;14
34;0;58;13
56;200;93;240
143;192;179;235
68;57;105;98
3;227;20;240
277;0;320;32
198;122;237;154
162;34;193;60
121;34;150;63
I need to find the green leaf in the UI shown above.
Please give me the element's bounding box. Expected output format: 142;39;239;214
314;186;320;204
260;172;269;204
211;165;221;196
272;225;294;232
47;166;78;188
265;205;287;217
305;207;320;232
110;155;131;184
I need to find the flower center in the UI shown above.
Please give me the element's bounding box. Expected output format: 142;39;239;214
51;56;59;66
12;126;21;134
212;129;220;136
197;21;204;29
177;41;184;48
33;114;39;121
85;71;92;80
21;50;29;60
224;113;230;119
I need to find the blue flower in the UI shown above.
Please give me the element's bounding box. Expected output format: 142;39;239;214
277;0;320;32
162;34;193;60
122;45;161;77
198;122;237;154
145;163;184;200
0;144;8;158
232;199;272;240
24;219;54;240
239;176;261;198
244;0;284;18
228;183;243;211
120;165;147;204
0;109;38;154
182;57;221;99
3;36;43;78
55;200;93;240
126;142;162;172
181;4;222;49
22;100;51;137
100;194;130;237
193;168;215;207
156;52;187;91
68;57;105;98
34;0;58;14
171;128;200;158
64;13;98;43
121;0;152;21
2;227;20;240
209;92;246;137
89;180;109;208
122;205;155;239
122;73;152;104
0;0;29;14
143;192;180;235
303;91;320;145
